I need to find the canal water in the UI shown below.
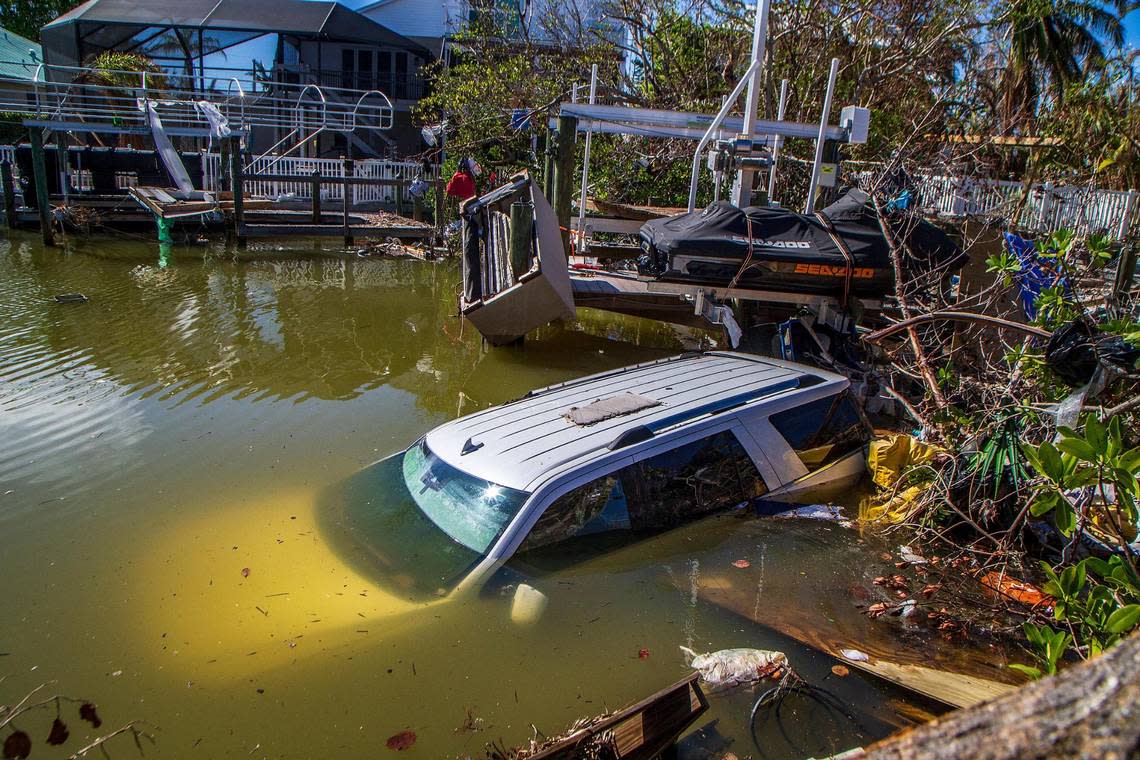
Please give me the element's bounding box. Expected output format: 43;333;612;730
0;234;1008;759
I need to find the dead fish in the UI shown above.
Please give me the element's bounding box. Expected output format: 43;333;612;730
680;646;788;691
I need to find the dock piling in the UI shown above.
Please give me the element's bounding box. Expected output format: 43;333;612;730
227;136;245;248
311;169;321;224
28;129;55;246
1;160;16;230
342;158;354;247
552;115;577;256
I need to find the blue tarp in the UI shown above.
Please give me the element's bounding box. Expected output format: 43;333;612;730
1003;231;1070;320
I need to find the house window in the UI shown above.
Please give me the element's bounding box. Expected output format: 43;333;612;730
358;50;373;90
517;429;765;552
394;52;409;98
769;392;869;472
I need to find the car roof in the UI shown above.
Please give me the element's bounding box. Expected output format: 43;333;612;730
424;351;847;492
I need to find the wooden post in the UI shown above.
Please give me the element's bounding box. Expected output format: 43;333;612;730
509;201;533;280
227;136;245;248
342;157;354;247
29;129;54;246
1111;241;1136;317
434;177;444;229
1118;189;1136;242
552;115;577;256
1;160;17;229
311;169;321;224
540;132;553;198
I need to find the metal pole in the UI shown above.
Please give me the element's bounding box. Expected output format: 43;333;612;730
732;0;771;207
575;64;598;254
804;58;839;214
766;79;788;203
688;61;760;212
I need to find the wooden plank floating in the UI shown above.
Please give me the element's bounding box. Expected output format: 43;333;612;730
694;571;1017;710
529;673;708;760
840;657;1016;710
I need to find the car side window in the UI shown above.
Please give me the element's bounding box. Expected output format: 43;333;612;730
518;429;765;552
769;391;869;472
621;429;767;530
517;474;627;552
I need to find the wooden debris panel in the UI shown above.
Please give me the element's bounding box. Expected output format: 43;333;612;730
529;673;708;760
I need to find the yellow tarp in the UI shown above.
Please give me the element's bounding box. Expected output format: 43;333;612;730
860;434;943;524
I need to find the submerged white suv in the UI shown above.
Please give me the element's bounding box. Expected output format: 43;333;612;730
321;352;871;600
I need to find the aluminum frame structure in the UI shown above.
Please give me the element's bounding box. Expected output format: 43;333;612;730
0;63;394;142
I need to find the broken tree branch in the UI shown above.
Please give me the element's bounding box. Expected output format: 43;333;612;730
863;311;1053;344
872;195;948;412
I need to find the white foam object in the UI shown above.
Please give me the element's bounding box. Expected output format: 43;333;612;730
510;583;548;625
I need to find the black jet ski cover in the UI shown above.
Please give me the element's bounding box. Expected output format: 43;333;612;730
638;188;965;298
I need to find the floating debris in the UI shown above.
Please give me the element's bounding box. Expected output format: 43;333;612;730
54;293;88;304
386;730;417;751
680;646;788;691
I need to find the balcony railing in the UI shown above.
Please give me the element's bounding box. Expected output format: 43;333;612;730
276;66;427;101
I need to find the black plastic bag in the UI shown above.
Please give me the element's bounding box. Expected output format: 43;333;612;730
1046;319;1140;386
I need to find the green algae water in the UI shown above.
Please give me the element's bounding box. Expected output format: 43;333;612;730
0;233;1010;759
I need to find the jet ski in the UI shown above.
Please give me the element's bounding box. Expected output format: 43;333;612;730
637;188;965;300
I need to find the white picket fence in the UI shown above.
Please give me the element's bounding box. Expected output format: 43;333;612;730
902;173;1138;241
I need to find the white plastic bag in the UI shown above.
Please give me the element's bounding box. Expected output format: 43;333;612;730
680;646;788;691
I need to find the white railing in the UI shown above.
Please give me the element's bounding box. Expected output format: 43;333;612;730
0;62;394;139
202;153;427;207
882;172;1139;241
0;147;428;210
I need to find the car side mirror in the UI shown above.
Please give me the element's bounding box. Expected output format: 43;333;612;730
510;583;548;625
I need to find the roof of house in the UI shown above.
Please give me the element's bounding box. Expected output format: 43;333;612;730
0;27;43;81
44;0;432;55
426;352;844;491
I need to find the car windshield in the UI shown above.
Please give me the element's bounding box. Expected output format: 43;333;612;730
402;439;529;554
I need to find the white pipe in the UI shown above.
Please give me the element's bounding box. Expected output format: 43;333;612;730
732;0;771;207
766;79;788;202
687;60;760;213
804;58;839;214
576;64;598;254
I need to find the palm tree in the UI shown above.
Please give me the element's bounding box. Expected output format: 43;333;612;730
995;0;1133;123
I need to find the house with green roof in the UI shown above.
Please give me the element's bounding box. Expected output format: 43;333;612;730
0;26;43;82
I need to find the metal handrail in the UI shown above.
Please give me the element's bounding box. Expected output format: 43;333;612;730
687;60;760;212
0;62;394;138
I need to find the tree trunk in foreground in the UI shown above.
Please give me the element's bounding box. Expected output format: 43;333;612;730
863;633;1140;760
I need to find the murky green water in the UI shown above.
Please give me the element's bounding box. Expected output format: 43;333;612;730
1;234;1004;759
